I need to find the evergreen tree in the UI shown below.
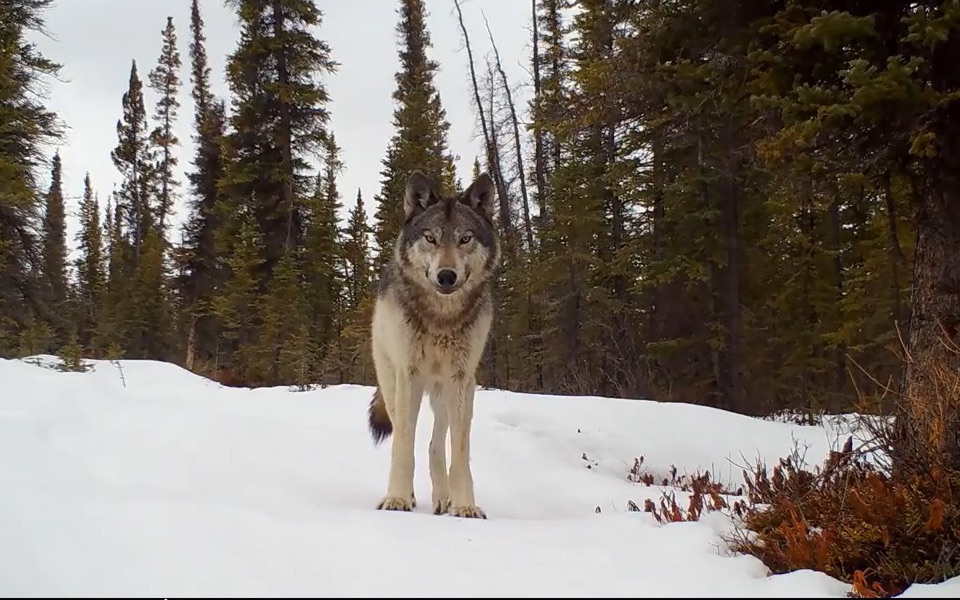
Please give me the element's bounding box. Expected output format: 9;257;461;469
125;225;170;359
179;0;226;371
212;207;264;381
371;0;458;265
101;196;127;354
41;151;68;333
342;188;371;312
74;173;105;352
255;248;310;384
110;60;156;262
148;15;182;235
302;133;345;382
188;0;211;124
339;189;374;383
220;0;339;280
216;0;339;384
0;0;63;353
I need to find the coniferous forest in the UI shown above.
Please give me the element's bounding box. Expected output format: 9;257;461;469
4;0;960;593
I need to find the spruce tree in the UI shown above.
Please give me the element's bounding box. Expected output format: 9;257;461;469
179;0;226;371
217;0;339;382
148;16;182;235
339;189;374;383
221;0;339;280
101;196;127;354
213;207;265;381
0;0;63;353
342;188;371;314
302;133;345;382
111;60;156;262
74;173;105;352
41;151;68;334
371;0;458;265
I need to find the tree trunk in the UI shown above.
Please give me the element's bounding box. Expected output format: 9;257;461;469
827;186;846;396
530;0;547;224
718;115;745;414
895;179;960;474
882;170;906;326
185;317;197;371
485;16;534;253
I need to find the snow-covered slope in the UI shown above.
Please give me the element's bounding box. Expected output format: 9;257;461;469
1;356;956;597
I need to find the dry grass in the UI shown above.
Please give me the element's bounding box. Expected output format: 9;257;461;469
624;336;960;598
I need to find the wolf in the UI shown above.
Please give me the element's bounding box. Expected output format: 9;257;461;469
366;169;501;520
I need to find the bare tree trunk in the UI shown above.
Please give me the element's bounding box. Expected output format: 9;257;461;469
530;0;547;224
484;14;533;252
452;0;511;234
185;317;197;371
895;174;960;474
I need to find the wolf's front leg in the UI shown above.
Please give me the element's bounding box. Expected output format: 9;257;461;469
448;378;486;519
428;383;450;515
378;372;424;512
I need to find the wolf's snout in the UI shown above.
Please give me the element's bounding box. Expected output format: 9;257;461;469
436;269;458;287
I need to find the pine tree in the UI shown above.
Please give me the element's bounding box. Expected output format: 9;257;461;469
101;196;127;355
148;16;182;235
74;173;105;352
188;0;211;125
221;0;339;280
302;133;345;382
342;189;371;310
111;60;156;262
126;225;170;360
371;0;458;265
217;0;339;382
0;0;64;354
339;189;374;383
179;0;226;371
213;207;264;381
41;150;68;345
255;248;310;384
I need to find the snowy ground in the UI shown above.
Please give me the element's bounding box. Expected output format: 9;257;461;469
1;356;958;598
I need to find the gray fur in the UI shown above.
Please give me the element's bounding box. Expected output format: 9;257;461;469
367;169;501;519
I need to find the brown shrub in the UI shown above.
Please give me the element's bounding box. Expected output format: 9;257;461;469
725;335;960;598
724;444;960;598
625;334;960;598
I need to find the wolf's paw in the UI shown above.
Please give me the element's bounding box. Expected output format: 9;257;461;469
433;498;451;515
410;493;417;509
449;504;487;519
377;495;414;512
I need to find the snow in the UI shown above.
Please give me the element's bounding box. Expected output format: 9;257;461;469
1;356;957;597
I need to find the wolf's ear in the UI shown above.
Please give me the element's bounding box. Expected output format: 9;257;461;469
462;172;496;221
404;170;438;220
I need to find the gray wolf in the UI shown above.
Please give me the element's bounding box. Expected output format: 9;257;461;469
366;169;501;519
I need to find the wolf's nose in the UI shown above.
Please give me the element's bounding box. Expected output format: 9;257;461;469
437;269;458;287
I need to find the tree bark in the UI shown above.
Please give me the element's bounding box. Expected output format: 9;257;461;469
530;0;547;224
895;178;960;473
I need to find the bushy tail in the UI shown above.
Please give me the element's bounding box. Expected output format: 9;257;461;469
367;388;393;445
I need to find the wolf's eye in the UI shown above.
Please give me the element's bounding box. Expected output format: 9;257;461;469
423;232;437;244
459;233;473;245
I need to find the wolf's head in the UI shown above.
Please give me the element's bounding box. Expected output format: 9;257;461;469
396;170;501;297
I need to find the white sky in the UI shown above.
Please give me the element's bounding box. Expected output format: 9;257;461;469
28;0;533;251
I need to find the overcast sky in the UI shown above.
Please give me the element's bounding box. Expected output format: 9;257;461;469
30;0;532;251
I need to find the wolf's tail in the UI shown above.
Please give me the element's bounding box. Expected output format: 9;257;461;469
367;388;393;445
